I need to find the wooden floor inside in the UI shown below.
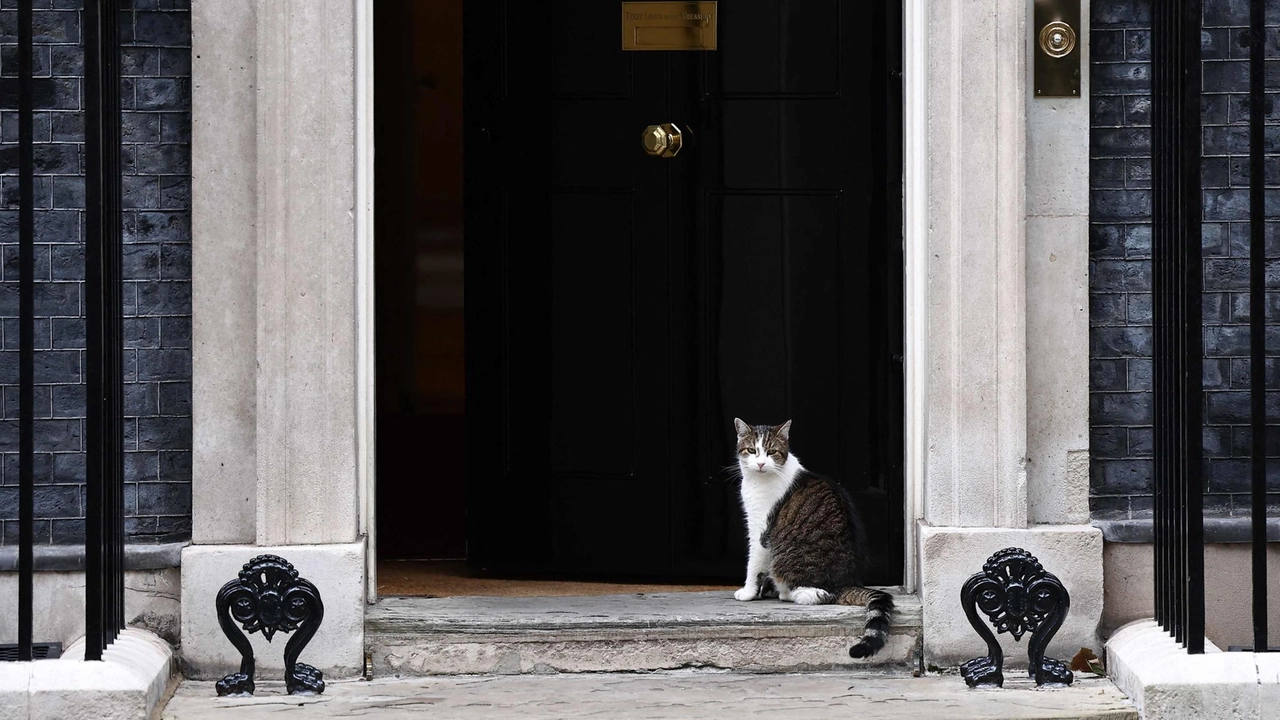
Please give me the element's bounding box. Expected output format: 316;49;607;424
376;559;736;598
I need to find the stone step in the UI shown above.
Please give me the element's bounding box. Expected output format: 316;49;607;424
365;589;922;676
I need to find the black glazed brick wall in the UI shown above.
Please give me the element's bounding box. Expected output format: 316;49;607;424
1091;0;1280;520
0;0;191;544
1091;0;1155;520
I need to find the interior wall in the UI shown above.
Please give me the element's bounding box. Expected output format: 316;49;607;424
411;0;465;412
374;0;467;560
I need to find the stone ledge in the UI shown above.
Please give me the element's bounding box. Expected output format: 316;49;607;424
1107;619;1280;719
0;541;187;573
1095;518;1280;544
0;628;176;720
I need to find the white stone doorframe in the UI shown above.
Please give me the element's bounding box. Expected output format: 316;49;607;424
356;0;377;606
184;0;1101;680
904;0;1103;667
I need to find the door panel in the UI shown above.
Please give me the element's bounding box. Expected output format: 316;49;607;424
466;0;679;575
550;191;637;476
467;0;902;583
682;0;903;584
718;0;841;96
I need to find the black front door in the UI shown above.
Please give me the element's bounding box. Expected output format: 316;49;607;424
465;0;902;584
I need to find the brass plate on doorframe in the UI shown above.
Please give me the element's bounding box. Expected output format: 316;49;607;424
622;2;717;51
1033;0;1080;97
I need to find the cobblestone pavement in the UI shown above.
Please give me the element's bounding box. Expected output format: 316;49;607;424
160;671;1136;719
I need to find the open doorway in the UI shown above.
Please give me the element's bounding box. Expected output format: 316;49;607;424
374;0;904;598
374;0;467;564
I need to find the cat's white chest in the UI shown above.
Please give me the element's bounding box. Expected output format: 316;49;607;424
739;473;792;541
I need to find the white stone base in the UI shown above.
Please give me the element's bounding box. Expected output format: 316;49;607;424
0;628;175;720
179;542;366;681
1103;542;1280;652
0;568;180;648
918;523;1104;667
1107;619;1280;719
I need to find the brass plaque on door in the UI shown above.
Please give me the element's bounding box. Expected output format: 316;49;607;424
622;2;717;51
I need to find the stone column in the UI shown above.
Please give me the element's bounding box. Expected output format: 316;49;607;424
182;0;366;680
914;0;1102;666
189;0;257;548
921;0;1029;530
1025;18;1092;529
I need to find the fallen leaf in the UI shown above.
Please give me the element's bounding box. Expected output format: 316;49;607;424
1070;647;1105;676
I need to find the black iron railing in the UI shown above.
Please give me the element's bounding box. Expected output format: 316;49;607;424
1152;0;1280;655
1150;0;1204;653
1246;0;1269;654
9;0;125;662
16;0;35;665
82;0;126;661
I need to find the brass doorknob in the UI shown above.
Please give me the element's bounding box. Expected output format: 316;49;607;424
642;123;683;158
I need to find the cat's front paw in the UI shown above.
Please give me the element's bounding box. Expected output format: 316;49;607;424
734;585;758;601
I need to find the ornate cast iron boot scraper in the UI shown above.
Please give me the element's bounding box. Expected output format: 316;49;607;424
959;547;1073;688
215;555;325;695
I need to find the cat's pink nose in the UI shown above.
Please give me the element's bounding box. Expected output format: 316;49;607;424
756;462;765;470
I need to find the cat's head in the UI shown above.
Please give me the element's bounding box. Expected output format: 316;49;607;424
733;418;792;476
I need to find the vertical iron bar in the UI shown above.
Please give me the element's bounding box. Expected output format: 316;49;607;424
1152;0;1204;650
1152;0;1167;632
84;0;105;660
1167;0;1178;639
1173;0;1185;645
82;0;124;654
82;0;127;658
1249;0;1269;655
17;0;35;663
106;0;123;643
1159;0;1167;632
1165;0;1176;637
1182;0;1205;653
1164;0;1174;636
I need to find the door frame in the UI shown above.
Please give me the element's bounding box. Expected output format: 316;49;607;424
357;0;377;603
901;0;926;595
357;0;927;599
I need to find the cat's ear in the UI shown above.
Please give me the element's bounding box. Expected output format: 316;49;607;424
776;420;792;442
733;418;751;437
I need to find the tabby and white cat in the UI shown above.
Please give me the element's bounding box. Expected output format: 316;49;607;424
732;418;894;658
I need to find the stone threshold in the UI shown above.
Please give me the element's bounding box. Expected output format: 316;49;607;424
0;628;176;719
366;588;922;676
1107;619;1280;719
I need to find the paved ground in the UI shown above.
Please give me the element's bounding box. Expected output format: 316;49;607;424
160;671;1136;719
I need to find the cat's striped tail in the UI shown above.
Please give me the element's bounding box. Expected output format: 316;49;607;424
834;587;895;658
